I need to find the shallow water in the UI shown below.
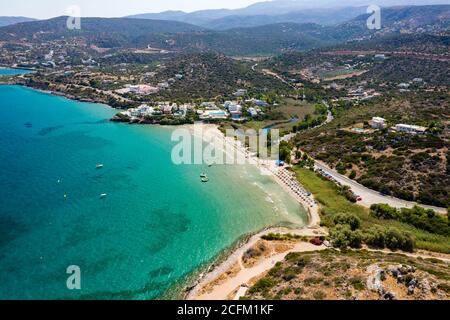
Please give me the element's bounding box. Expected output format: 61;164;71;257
0;85;307;299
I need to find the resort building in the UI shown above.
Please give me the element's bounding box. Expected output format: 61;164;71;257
234;89;247;97
248;107;258;117
199;110;229;120
129;84;159;95
394;124;427;134
246;98;268;107
126;104;155;117
200;102;218;110
369;117;387;129
225;101;242;113
116;84;159;95
230;111;245;121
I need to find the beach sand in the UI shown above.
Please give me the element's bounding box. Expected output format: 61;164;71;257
184;123;326;300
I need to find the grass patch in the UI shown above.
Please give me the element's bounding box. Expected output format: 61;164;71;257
293;167;450;253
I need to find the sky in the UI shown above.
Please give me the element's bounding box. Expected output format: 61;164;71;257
0;0;263;19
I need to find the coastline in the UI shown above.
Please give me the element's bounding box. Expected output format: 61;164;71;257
182;123;326;300
4;82;323;300
0;83;315;295
0;78;125;107
0;82;116;110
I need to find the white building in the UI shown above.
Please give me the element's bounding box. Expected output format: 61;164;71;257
199;110;229;120
248;107;258;117
128;104;155;117
200;102;218;110
116;84;159;95
129;84;159;95
225;101;242;112
234;89;247;97
369;117;387;129
394;124;427;134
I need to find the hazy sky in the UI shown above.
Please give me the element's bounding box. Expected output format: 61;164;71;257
0;0;263;19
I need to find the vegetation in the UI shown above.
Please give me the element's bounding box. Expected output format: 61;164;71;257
261;233;303;241
370;204;450;237
293;167;450;253
244;249;450;300
296;93;450;208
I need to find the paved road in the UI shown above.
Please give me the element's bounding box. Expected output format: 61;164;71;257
314;161;447;214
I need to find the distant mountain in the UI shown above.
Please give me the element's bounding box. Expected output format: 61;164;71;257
128;9;232;26
333;4;450;39
127;0;450;28
0;16;36;27
0;5;448;55
201;7;368;30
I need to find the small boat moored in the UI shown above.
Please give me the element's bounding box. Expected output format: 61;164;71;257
100;193;108;199
96;164;104;169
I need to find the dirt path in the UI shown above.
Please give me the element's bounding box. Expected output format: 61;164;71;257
192;241;327;300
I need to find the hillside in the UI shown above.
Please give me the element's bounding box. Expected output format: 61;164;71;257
265;33;450;84
127;1;450;26
244;249;450;300
0;16;36;27
334;4;450;39
171;7;367;30
141;52;291;99
0;16;205;45
0;5;448;55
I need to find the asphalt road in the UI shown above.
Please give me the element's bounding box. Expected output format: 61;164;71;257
314;161;447;215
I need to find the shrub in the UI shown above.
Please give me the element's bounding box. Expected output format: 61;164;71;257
371;204;450;236
364;226;415;252
437;283;450;293
248;278;275;294
331;224;363;249
282;268;297;281
370;204;398;220
313;291;326;300
349;277;365;290
333;213;361;230
349;170;357;179
398;206;450;236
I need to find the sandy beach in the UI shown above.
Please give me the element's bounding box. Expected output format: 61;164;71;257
186;123;321;227
184;123;326;300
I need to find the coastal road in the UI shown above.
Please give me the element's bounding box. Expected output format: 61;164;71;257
314;161;448;215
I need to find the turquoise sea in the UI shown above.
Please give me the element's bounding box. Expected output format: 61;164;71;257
0;68;33;76
0;84;307;299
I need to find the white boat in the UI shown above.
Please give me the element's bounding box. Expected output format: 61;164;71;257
100;193;107;199
96;164;104;169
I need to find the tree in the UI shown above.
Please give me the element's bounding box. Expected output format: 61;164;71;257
333;213;361;231
331;224;363;249
370;204;398;220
